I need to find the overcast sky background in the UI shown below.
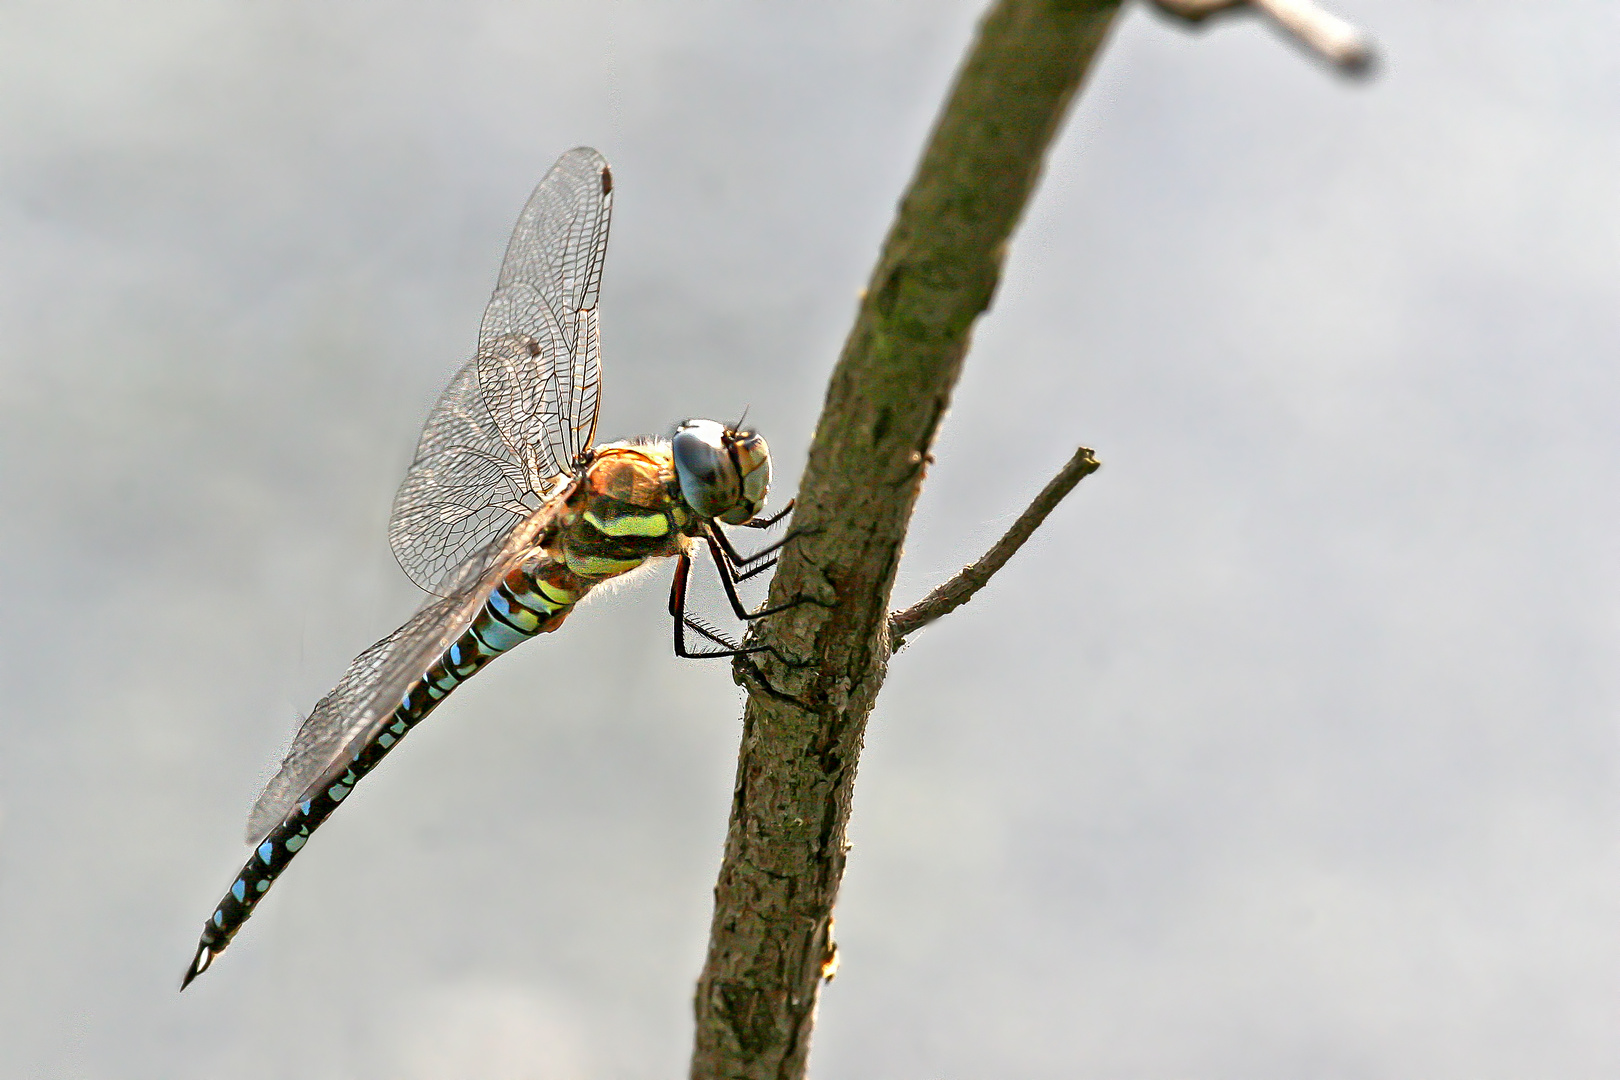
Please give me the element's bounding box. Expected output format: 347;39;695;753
1;2;1617;1077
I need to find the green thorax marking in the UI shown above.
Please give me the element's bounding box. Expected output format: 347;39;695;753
555;446;693;582
582;507;669;538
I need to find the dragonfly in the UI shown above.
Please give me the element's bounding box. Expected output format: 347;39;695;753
183;147;796;989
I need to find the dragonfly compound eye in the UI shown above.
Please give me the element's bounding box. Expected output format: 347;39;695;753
719;430;771;525
672;419;742;520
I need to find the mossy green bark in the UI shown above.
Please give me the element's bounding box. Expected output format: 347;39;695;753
690;2;1124;1077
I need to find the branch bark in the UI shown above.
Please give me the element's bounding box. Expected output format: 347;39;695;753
688;3;1125;1077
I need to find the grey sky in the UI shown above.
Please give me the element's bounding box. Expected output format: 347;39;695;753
1;2;1616;1077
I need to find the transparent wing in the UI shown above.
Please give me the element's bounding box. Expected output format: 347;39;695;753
389;147;612;594
245;511;552;843
481;147;610;473
388;356;544;595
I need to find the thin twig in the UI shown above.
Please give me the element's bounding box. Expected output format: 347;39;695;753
889;446;1099;647
1150;0;1374;73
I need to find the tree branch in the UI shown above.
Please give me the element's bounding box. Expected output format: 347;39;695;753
688;0;1378;1076
889;445;1099;648
688;4;1125;1077
1150;0;1375;73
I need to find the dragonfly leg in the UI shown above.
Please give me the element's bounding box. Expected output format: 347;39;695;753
709;518;810;569
733;556;777;583
670;552;769;659
703;528;810;621
739;499;795;531
683;616;763;657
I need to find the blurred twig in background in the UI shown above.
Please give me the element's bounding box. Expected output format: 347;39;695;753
1151;0;1375;73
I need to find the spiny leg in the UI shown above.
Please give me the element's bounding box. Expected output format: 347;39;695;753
707;508;834;614
702;527;806;622
669;552;768;660
707;498;805;571
684;616;754;653
739;499;795;531
733;556;777;583
709;520;799;569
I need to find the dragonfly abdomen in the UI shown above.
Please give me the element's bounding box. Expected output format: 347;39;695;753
183;555;586;987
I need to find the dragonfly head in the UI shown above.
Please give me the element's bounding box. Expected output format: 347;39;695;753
671;418;772;525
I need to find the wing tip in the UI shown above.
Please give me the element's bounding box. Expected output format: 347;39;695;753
560;146;611;198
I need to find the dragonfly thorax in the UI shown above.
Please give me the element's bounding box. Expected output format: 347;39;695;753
671;419;771;526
